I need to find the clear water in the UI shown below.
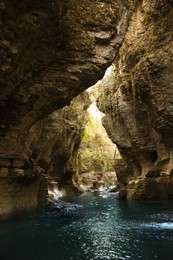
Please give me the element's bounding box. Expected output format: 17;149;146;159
0;191;173;260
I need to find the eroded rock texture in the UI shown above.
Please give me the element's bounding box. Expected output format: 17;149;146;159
0;174;47;220
0;0;130;217
98;0;173;199
28;92;90;193
1;0;173;217
0;0;129;157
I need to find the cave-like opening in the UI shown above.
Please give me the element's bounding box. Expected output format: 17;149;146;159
47;65;122;200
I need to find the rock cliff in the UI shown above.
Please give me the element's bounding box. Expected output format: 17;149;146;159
1;0;173;219
0;0;129;157
28;92;90;193
0;0;130;218
98;0;173;199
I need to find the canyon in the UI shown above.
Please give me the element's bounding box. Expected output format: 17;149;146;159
0;0;173;219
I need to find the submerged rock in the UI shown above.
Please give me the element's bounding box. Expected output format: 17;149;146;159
108;185;118;193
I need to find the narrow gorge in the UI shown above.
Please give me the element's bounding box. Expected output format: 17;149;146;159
0;0;173;221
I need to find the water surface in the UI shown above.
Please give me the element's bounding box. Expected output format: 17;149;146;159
0;192;173;260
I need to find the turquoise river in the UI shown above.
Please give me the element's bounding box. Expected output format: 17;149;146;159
0;191;173;260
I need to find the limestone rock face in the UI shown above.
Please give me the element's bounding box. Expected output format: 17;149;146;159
27;92;90;192
127;177;173;200
0;0;130;157
0;0;130;216
1;0;173;214
0;174;47;220
98;0;173;199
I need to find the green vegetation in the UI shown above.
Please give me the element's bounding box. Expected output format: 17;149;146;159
141;12;151;23
76;95;116;173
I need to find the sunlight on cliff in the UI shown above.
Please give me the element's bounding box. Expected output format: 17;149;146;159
86;65;113;122
87;103;103;122
75;66;121;191
103;65;113;78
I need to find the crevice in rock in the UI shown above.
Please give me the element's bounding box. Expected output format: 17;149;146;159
97;0;173;200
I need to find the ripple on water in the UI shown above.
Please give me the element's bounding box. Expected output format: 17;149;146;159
1;194;173;260
143;222;173;230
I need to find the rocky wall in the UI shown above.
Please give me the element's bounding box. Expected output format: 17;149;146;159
0;157;47;219
0;0;130;158
0;0;130;216
27;92;90;193
98;0;173;199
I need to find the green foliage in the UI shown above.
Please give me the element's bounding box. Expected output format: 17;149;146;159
141;12;151;23
77;105;116;173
